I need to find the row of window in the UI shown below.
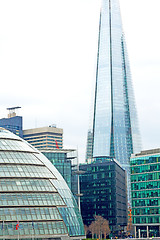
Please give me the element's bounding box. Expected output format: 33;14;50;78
0;193;65;206
44;152;66;160
133;207;160;215
132;198;160;207
133;216;160;224
131;181;160;190
0;179;56;192
0;157;42;165
0;151;43;165
0;139;35;152
131;172;160;182
28;139;63;144
81;172;113;182
86;165;114;172
132;189;160;199
131;163;160;174
130;156;160;166
24;132;63;139
26;136;62;141
0;207;62;221
33;142;62;147
0;165;54;178
0;124;20;130
0;221;67;236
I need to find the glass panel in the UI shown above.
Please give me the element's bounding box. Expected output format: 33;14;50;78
0;193;65;207
0;179;56;192
0;221;67;237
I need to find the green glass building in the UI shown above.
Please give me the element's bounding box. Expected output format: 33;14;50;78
41;149;79;200
131;149;160;238
41;149;75;190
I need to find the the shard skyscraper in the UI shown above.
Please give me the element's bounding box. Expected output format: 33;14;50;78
86;0;141;200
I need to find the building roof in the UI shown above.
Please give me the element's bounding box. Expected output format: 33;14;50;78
23;126;63;135
131;148;160;158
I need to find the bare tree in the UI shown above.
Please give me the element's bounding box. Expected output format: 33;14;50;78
94;215;111;239
102;219;110;238
94;215;104;239
84;224;89;236
88;215;111;239
89;221;96;239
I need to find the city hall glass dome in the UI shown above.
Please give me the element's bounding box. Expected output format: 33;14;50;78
0;128;85;240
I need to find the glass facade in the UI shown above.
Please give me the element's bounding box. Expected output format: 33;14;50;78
0;116;23;137
0;128;85;240
42;151;72;189
130;150;160;237
80;157;127;231
86;0;141;201
42;149;79;203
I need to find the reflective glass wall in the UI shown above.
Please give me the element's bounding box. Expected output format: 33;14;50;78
86;0;141;201
130;151;160;237
0;129;85;240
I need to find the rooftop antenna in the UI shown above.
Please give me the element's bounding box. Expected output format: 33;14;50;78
7;106;21;118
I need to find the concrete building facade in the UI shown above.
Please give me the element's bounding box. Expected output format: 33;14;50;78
23;125;63;150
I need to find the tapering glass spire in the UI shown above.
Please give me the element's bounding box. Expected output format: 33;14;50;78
86;0;141;201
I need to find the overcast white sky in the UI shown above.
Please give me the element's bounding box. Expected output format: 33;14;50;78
0;0;160;162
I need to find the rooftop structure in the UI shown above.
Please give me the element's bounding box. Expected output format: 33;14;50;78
6;106;21;118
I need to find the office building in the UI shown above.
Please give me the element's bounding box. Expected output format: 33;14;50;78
23;125;63;150
0;128;85;240
131;149;160;238
0;107;23;138
85;0;141;200
80;156;127;231
41;149;77;190
42;149;81;207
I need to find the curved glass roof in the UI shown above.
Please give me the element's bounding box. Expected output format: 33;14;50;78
0;128;85;239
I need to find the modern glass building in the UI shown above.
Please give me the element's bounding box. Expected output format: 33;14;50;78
41;149;81;206
86;0;141;199
80;156;127;232
41;149;76;191
0;128;85;240
130;149;160;238
0;115;23;138
0;107;23;138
